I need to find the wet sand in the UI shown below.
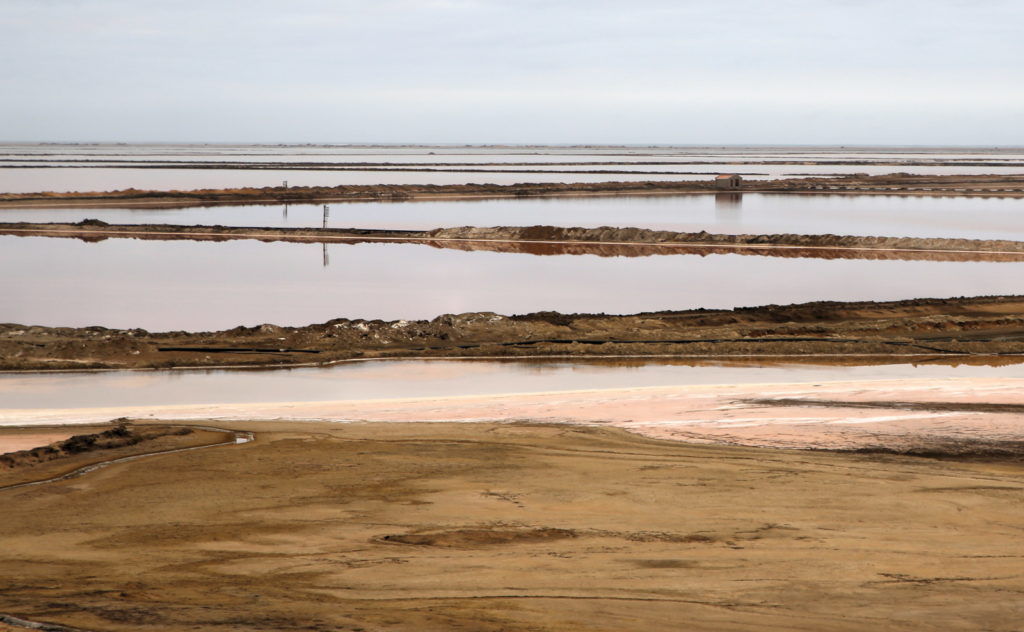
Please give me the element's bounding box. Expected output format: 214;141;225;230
5;376;1022;451
4;366;1023;631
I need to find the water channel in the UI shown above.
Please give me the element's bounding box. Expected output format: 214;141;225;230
4;235;1023;330
4;193;1024;241
4;358;1024;412
4;145;1024;193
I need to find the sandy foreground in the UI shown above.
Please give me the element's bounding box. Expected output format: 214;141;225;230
4;376;1024;450
3;376;1024;630
2;417;1024;631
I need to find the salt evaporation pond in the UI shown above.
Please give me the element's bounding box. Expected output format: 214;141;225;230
6;143;1024;163
2;235;1022;331
0;168;714;194
3;359;1024;412
4;144;1024;193
5;165;1024;193
5;193;1024;241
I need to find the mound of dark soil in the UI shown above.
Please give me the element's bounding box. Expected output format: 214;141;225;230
0;423;192;470
379;527;577;548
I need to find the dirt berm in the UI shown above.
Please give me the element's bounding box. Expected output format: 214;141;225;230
425;225;1024;260
0;424;192;472
1;173;1023;209
3;295;1024;371
3;221;1023;263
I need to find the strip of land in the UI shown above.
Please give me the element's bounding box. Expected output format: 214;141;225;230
2;173;1024;208
3;418;1024;631
4;221;1024;263
0;423;232;488
3;295;1023;371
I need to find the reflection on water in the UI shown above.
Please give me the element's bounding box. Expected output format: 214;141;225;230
715;192;742;222
2;235;1023;330
715;192;743;209
3;358;1024;411
4;193;1024;241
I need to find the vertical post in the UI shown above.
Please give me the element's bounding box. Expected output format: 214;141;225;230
283;180;288;189
323;242;329;267
323;204;329;229
283;204;288;218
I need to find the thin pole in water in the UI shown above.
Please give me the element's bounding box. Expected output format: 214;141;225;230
322;204;329;229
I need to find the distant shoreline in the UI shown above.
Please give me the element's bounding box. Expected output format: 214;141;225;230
2;173;1024;209
2;294;1022;372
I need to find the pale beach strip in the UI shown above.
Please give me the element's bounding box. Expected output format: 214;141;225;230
3;376;1023;450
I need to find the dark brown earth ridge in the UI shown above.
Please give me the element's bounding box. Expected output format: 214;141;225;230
0;424;190;474
0;423;230;490
4;221;1024;263
4;295;1024;371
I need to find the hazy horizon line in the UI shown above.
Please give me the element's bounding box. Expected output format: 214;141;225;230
3;141;1023;150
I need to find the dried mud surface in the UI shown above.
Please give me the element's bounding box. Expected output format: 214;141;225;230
3;295;1024;371
2;173;1024;209
2;420;1024;631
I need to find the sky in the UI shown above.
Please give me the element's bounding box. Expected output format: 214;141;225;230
2;0;1022;145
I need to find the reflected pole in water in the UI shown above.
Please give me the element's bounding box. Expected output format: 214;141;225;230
283;204;288;219
321;205;330;266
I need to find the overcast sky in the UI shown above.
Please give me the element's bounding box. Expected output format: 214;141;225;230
2;0;1022;145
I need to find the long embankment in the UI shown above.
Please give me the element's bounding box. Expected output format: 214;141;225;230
2;173;1024;209
3;221;1024;263
3;295;1024;372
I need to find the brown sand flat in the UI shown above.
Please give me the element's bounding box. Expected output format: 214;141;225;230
2;420;1024;631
